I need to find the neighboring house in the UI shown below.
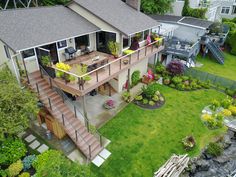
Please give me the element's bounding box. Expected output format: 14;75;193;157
150;15;214;67
170;0;222;21
0;0;164;161
220;0;236;19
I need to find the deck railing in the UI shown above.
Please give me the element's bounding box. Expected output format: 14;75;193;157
52;38;164;90
39;65;103;149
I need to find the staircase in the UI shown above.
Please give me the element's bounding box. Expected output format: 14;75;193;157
29;70;103;160
206;40;224;65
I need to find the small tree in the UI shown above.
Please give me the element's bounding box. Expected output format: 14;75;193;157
182;0;190;16
0;67;38;139
141;0;174;14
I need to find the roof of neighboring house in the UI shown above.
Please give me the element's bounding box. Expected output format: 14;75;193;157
179;17;213;29
0;6;100;52
149;15;213;29
149;15;183;23
71;0;160;36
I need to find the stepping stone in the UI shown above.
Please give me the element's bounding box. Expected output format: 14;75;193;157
24;134;36;143
99;149;111;160
29;140;40;150
92;156;105;167
37;144;49;154
17;131;26;138
67;149;84;164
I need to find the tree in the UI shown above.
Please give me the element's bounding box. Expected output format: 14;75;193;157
182;0;190;16
141;0;174;14
33;150;92;177
0;67;38;139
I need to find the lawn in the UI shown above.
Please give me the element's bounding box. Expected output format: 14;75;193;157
91;85;226;177
195;52;236;81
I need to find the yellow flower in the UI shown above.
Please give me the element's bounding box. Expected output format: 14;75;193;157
56;62;71;71
229;106;236;116
202;114;213;121
222;109;232;117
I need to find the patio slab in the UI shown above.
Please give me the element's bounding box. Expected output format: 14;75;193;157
92;155;105;167
99;149;111;160
67;149;85;164
29;140;40;149
25;134;36;143
37;144;49;153
17;131;26;138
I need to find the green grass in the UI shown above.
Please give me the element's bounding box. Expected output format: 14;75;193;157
195;52;236;81
91;85;226;177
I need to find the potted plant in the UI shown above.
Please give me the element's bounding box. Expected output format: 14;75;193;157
182;135;196;150
41;56;51;66
103;99;115;109
108;41;120;58
77;64;91;84
55;62;71;83
123;59;129;65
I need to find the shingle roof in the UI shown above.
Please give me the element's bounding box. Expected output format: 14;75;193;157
0;6;100;52
179;17;213;29
149;15;183;23
149;15;213;29
72;0;160;36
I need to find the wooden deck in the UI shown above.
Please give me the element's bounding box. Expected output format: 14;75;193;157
53;42;164;96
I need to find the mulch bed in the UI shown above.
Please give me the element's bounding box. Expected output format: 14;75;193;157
134;94;165;110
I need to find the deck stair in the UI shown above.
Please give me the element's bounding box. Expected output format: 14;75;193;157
29;69;103;160
205;37;224;64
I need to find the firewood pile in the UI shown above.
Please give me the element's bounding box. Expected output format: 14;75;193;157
154;154;190;177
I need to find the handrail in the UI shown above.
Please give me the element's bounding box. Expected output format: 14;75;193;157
39;65;103;148
52;38;164;79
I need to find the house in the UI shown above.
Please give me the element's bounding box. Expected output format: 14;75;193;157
170;0;222;22
150;15;228;66
220;0;236;19
0;0;164;161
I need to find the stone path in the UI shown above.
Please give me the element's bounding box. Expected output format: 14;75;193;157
23;133;49;154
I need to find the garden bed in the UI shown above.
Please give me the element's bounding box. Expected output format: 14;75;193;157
134;93;165;110
133;83;165;110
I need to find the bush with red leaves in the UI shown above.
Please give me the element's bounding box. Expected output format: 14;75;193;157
166;60;185;76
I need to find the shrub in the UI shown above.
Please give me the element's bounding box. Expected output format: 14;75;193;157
206;142;223;157
22;155;36;171
172;76;183;84
0;138;27;165
221;97;233;108
181;76;189;81
142;83;159;99
142;99;148;105
155;64;166;74
163;77;171;85
152;95;159;102
134;95;143;101
166;60;184;76
202;114;218;129
210;99;221;111
122;91;131;103
7;160;23;177
131;70;141;86
149;101;155;106
225;88;236;97
107;41;120;57
222;109;232;117
19;172;30;177
229;105;236;116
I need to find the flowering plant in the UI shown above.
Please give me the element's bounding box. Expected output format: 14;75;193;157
103;100;115;109
56;62;71;71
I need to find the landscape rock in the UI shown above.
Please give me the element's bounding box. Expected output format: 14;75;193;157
196;160;210;171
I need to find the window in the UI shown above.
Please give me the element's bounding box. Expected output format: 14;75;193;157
57;40;67;49
221;7;230;14
123;36;129;49
144;30;150;40
75;35;90;49
233;6;236;14
21;49;35;59
4;45;10;59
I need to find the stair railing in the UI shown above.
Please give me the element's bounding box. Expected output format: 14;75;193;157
38;65;104;148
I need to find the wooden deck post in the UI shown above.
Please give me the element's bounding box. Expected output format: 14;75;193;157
127;69;131;92
109;83;112;96
82;95;89;131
